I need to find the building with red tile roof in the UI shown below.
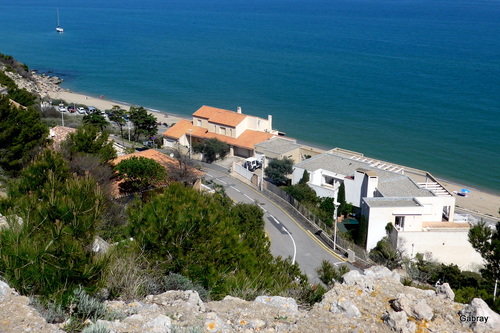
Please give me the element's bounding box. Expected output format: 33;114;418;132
110;149;204;197
163;106;281;158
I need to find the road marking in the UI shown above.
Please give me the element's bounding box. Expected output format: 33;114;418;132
206;173;214;178
243;194;254;202
218;179;227;184
306;230;346;261
207;168;346;262
244;183;346;262
231;186;241;193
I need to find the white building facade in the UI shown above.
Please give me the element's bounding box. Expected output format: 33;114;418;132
292;151;482;269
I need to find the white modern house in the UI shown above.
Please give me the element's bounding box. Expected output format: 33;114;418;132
291;149;483;269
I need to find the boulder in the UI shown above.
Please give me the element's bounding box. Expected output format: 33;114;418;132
145;290;205;312
204;312;229;332
341;270;374;292
0;280;11;301
435;283;455;300
382;310;408;332
254;295;298;314
412;299;433;321
459;298;500;333
329;298;361;318
143;314;172;332
364;266;400;282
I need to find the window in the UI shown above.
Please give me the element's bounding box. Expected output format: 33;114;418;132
220;127;226;135
395;216;405;231
197;119;201;126
323;175;335;186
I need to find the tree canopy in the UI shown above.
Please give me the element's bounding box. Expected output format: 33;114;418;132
0;150;107;304
193;138;230;163
108;105;127;139
129;106;158;141
0;95;48;174
127;183;306;299
115;156;167;192
64;124;116;162
469;221;500;283
264;157;293;185
83;112;109;131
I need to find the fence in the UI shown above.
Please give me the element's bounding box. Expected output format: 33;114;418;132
263;180;371;265
233;162;254;181
454;213;478;224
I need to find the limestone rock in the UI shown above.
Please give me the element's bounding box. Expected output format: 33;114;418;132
204;312;229;332
459;298;500;333
1;266;498;333
412;299;433;321
341;270;374;292
143;314;172;332
0;280;64;333
364;265;400;282
382;310;409;332
145;290;205;312
254;295;298;313
329;298;362;318
436;283;455;300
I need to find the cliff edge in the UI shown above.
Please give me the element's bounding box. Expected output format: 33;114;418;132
1;266;499;333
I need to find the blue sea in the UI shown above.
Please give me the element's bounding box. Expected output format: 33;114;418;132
1;0;499;193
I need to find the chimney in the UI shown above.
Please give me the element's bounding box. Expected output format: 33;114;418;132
268;115;272;132
237;106;242;114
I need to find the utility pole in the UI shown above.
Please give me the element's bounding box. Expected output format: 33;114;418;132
260;154;266;191
494;278;498;301
333;188;340;251
128;120;131;142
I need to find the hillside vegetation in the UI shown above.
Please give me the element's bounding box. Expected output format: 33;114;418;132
0;69;322;331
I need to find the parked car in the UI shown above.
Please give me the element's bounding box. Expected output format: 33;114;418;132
67;106;75;113
243;157;262;172
87;106;97;113
77;107;87;114
58;105;67;112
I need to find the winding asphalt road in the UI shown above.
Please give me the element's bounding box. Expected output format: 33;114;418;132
202;165;346;283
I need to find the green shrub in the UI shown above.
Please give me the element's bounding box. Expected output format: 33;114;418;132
162;273;209;301
0;172;108;304
69;286;106;321
29;297;67;324
315;260;350;287
82;323;110;333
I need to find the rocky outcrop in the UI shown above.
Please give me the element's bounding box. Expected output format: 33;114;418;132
0;64;63;99
0;280;63;333
1;266;499;332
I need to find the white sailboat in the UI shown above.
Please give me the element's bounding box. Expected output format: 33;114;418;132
56;8;64;33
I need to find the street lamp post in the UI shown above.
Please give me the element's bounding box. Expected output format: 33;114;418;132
127;120;131;142
260;154;266;191
333;188;340;251
189;129;193;159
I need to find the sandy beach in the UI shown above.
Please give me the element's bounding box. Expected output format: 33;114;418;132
45;89;500;222
47;90;186;127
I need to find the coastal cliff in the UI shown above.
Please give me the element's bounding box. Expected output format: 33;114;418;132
1;266;499;333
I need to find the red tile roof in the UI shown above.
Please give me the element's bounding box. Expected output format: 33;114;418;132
164;121;275;150
163;119;194;139
112;149;203;177
193;105;247;127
